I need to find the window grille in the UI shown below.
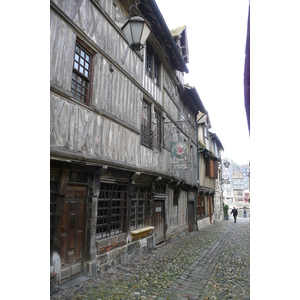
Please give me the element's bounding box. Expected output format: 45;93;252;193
130;186;151;230
153;110;161;151
155;185;166;194
141;99;153;147
96;183;127;239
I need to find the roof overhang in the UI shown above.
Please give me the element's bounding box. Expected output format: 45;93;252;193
211;133;224;151
138;0;189;73
184;84;206;113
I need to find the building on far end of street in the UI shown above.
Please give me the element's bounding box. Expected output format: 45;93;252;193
196;111;224;229
222;160;250;209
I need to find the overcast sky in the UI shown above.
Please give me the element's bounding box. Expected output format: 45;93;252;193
155;0;250;165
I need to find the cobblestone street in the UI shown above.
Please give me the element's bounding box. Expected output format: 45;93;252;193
51;217;250;300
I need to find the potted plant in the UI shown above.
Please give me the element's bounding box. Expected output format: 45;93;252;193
224;204;229;220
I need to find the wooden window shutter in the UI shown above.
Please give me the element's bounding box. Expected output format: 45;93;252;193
210;159;214;178
205;157;210;177
213;160;218;179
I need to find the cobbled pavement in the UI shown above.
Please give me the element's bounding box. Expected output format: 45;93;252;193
51;217;250;300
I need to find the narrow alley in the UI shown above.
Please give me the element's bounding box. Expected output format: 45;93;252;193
51;217;250;300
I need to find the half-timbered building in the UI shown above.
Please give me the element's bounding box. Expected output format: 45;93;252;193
196;111;224;229
50;0;206;286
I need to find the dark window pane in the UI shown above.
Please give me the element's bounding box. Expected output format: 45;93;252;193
76;93;81;101
72;90;76;97
76;46;80;53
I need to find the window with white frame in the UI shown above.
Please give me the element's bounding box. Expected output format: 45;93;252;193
71;41;93;105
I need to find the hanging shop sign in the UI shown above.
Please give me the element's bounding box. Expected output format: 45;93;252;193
170;141;189;170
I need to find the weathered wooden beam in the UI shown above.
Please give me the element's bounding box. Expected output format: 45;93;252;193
95;165;108;177
154;176;162;183
167;179;173;186
131;172;140;184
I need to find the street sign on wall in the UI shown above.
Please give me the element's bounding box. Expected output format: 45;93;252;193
170;141;189;170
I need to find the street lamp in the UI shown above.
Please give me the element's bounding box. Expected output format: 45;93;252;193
121;0;151;51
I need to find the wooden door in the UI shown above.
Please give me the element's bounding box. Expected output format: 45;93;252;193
188;202;194;232
60;186;86;281
208;196;212;224
153;200;164;244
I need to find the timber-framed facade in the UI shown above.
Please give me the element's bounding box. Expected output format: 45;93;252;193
196;111;224;229
50;0;208;288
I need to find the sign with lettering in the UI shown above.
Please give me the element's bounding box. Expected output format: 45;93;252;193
170;141;189;170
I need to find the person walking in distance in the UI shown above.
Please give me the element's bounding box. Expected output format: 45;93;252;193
230;207;238;223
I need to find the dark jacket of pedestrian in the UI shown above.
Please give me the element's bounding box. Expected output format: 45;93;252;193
230;208;238;217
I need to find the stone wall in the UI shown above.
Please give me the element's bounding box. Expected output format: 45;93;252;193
87;236;154;276
197;217;211;230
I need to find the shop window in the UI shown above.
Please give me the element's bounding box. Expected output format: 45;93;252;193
96;183;127;239
131;187;151;230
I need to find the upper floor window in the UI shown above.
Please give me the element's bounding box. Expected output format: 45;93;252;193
140;99;162;151
72;42;93;105
153;109;161;151
146;44;160;86
141;99;152;148
204;125;208;139
205;157;218;179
